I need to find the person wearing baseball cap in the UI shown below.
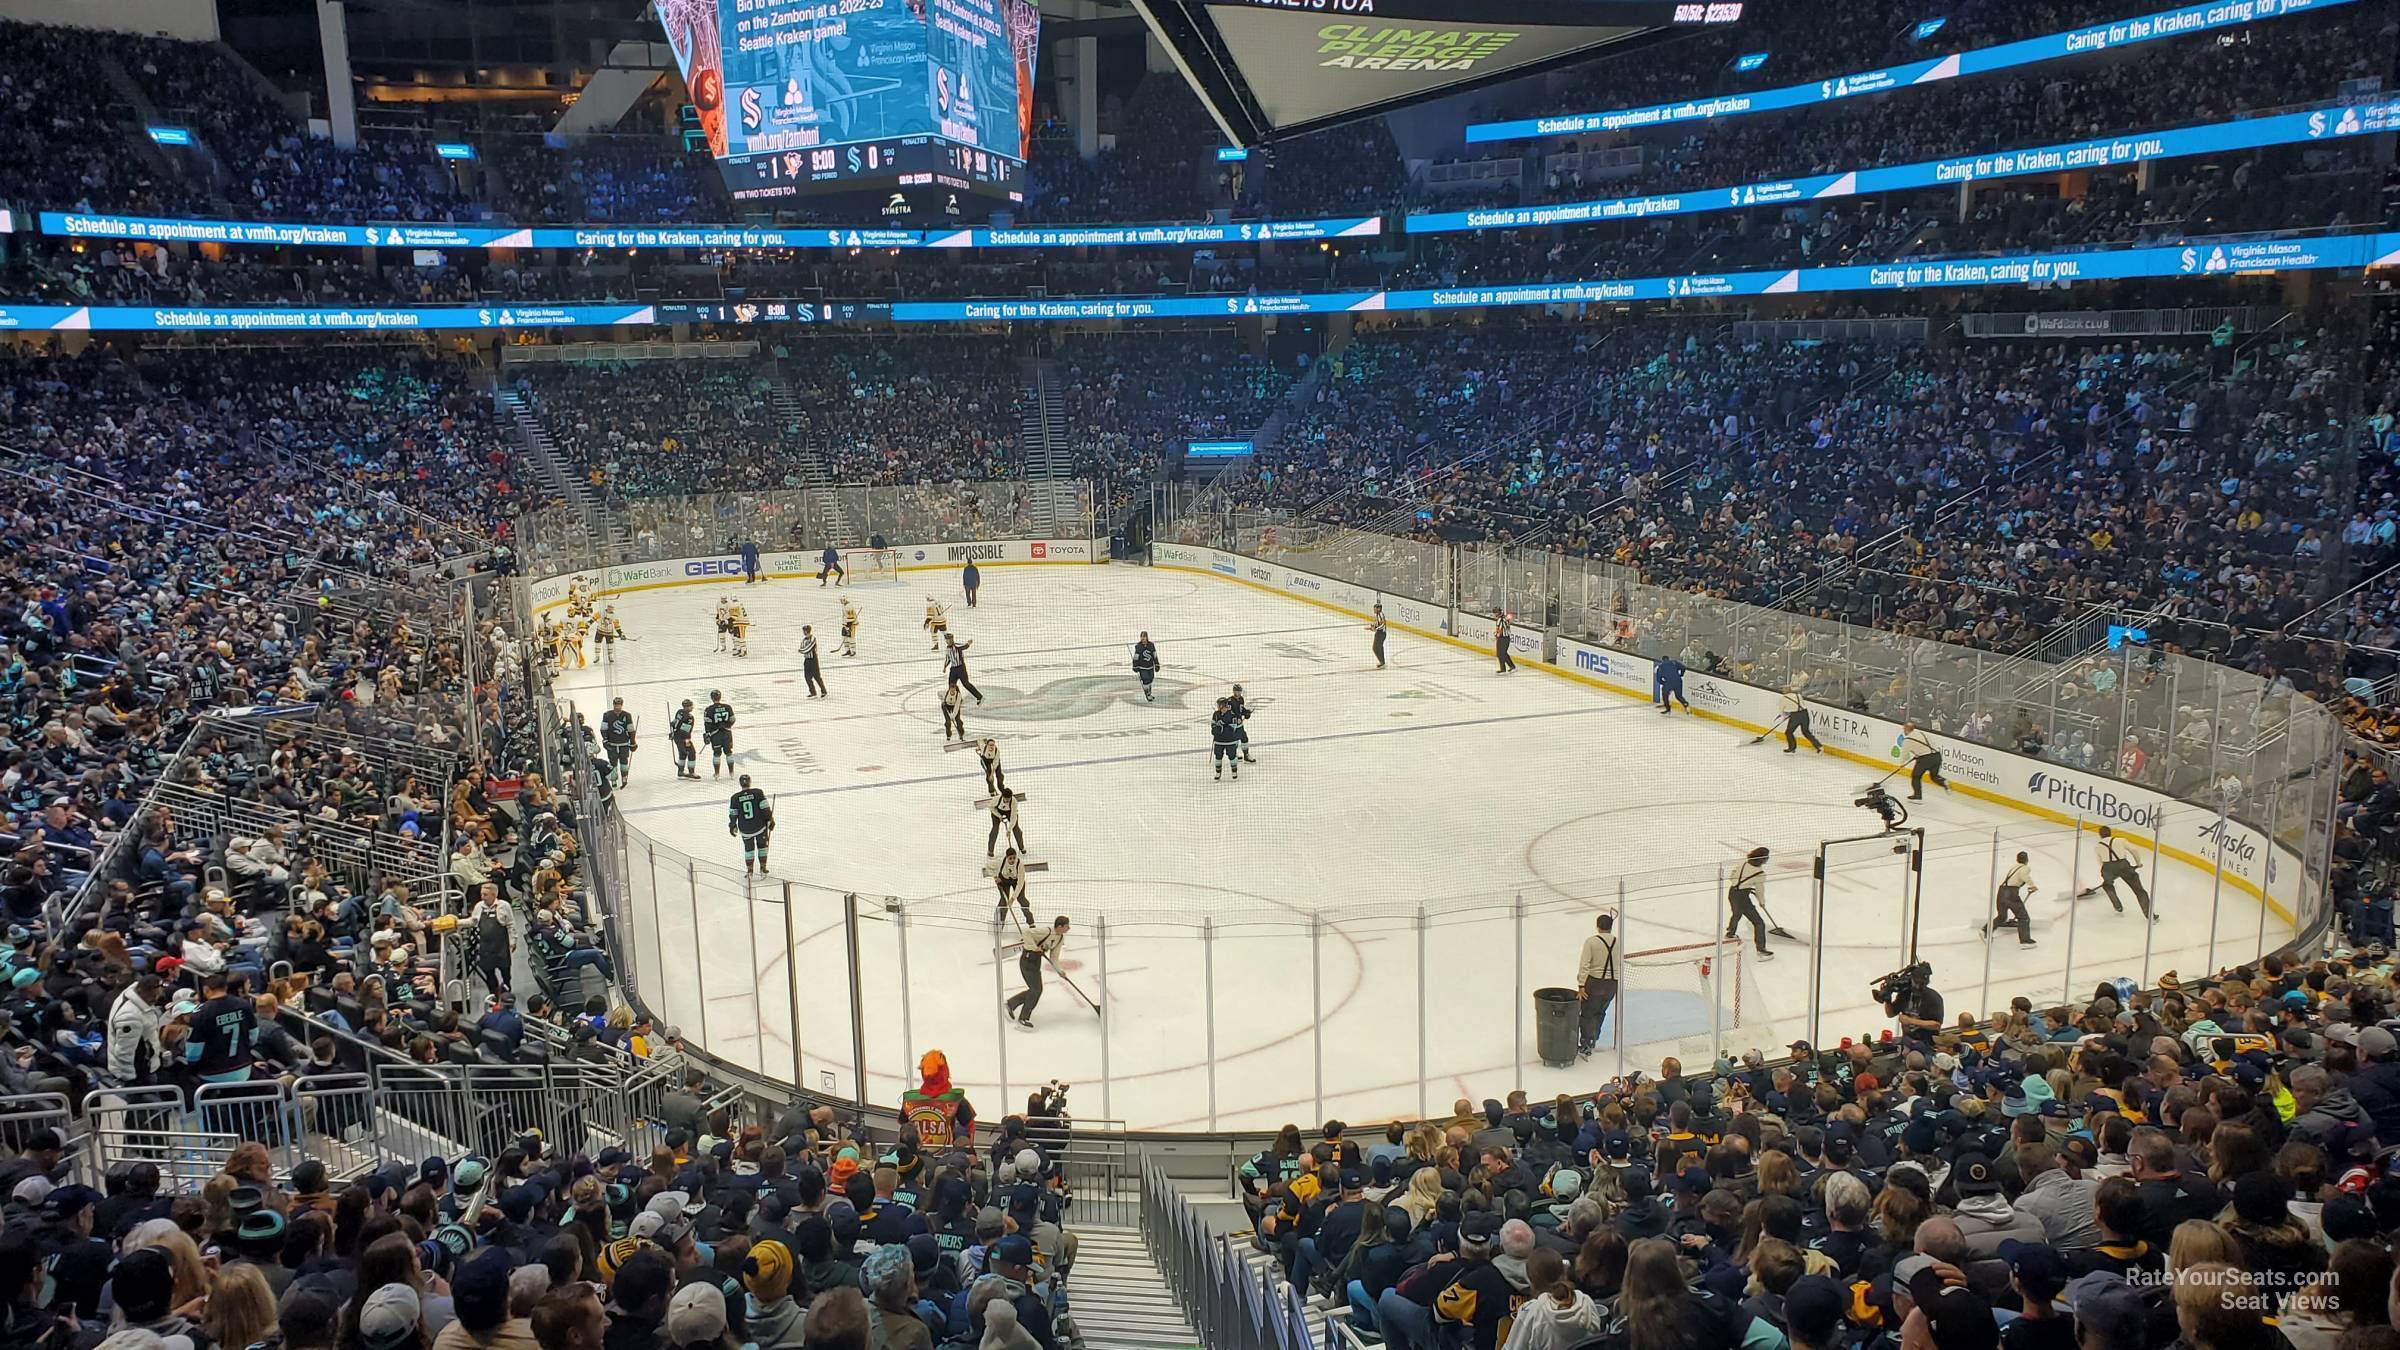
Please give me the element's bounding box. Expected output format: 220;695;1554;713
1782;1274;1846;1350
439;1246;530;1350
983;1234;1055;1350
663;1282;731;1350
1947;1154;2043;1257
2059;1271;2150;1350
39;1183;111;1317
360;1282;426;1350
1296;1168;1370;1299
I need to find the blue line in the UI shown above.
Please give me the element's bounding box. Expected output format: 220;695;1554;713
619;702;1644;816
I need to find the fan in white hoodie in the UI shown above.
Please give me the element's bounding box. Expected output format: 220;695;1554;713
1501;1252;1608;1350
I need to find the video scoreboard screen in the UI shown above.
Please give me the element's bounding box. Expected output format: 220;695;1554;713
659;0;1039;206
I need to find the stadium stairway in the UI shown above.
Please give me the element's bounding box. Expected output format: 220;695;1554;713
1068;1223;1202;1350
1019;358;1081;536
495;384;628;556
767;375;859;546
95;59;224;209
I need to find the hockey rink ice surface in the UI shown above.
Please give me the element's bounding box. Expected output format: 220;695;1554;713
552;565;2288;1131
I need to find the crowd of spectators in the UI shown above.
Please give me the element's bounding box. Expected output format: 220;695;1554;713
484;136;733;225
0;344;522;892
515;363;787;501
1244;947;2400;1350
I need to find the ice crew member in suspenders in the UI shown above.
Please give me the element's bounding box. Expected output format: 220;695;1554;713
2095;825;2155;920
987;786;1026;858
1985;851;2038;945
728;775;774;874
993;848;1033;927
669;699;698;779
1781;685;1823;753
1005;915;1067;1028
1726;847;1775;959
941;686;967;742
1576;914;1620;1059
1900;721;1950;800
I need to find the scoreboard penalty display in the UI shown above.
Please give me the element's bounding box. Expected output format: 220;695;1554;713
659;0;1040;210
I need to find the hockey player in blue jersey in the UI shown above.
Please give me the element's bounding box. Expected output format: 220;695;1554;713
1654;655;1690;715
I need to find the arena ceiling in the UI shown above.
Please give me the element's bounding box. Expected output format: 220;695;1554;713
1130;0;1725;143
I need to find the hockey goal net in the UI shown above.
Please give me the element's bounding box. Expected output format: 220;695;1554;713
1608;937;1766;1064
843;547;900;585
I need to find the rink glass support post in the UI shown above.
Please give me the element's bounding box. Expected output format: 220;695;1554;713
893;897;915;1099
1203;918;1220;1132
745;884;765;1077
2066;819;2085;978
1904;827;1927;967
1097;915;1113;1125
688;860;710;1049
992;913;1011;1112
2206;807;2228;974
782;884;804;1093
1311;914;1326;1127
1511;896;1524;1084
1710;868;1725;1066
1611;882;1626;1084
843;892;868;1111
1416;905;1431;1122
2061;831;2083;1009
1806;851;1827;1051
2143;826;2164;987
2207;678;2227;795
1978;828;1999;1016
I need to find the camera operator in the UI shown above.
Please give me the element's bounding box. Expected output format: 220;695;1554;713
1855;784;1906;831
1026;1079;1071;1158
1875;961;1944;1048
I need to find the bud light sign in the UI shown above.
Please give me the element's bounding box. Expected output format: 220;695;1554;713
2025;772;2161;830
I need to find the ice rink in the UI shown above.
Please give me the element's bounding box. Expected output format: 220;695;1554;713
548;562;2288;1131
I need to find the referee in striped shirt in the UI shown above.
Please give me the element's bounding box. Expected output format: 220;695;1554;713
800;626;827;698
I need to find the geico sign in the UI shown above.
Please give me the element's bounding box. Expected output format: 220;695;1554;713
683;558;745;577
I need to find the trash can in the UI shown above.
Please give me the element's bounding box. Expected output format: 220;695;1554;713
1534;987;1581;1067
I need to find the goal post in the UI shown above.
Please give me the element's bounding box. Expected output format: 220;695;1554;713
843;547;900;585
